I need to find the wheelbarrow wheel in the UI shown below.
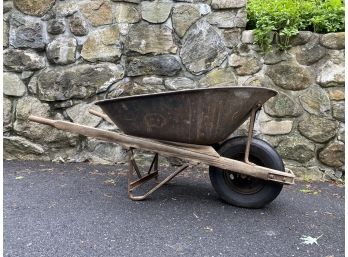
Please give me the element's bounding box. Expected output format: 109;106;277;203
209;137;284;208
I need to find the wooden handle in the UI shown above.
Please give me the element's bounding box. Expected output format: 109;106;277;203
28;115;56;126
28;115;295;184
88;109;114;124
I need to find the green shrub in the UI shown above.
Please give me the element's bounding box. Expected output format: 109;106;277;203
247;0;345;51
311;0;345;32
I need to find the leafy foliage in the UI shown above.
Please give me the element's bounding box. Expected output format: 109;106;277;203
247;0;345;51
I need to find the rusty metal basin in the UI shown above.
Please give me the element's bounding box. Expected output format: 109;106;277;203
95;87;277;145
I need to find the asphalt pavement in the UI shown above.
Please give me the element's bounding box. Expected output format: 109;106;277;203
4;160;345;257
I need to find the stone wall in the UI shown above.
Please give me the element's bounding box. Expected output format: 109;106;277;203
234;31;345;180
3;0;345;180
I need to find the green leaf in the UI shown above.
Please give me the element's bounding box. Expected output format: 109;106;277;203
247;0;345;51
299;189;313;193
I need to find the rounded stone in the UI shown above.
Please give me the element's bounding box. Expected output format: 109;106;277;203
320;32;345;50
141;1;172;23
15;96;49;121
3;49;46;72
172;4;201;37
223;28;242;48
228;54;262;75
264;92;302;118
4;136;48;160
207;9;246;28
66;103;103;128
259;120;293;135
327;88;345;100
319;142;344;167
3;73;27;97
299;85;331;116
285;164;324;181
265;60;315;91
126;22;177;55
14;0;55;17
36;63;124;101
317;60;345;87
142;77;163;86
126;55;181;77
338;124;345;143
180;20;228;75
298;116;338;143
46;37;77;65
276;136;315;163
9;12;45;49
107;79;166;97
47;19;66;35
211;0;246;9
263;49;291;65
55;1;79;17
14;97;78;146
81;26;121;62
289;31;313;46
292;35;326;65
164;77;197;90
241;30;254;44
69;15;89;36
3;97;12;128
80;0;112;27
241;74;274;88
114;3;141;23
199;67;237;87
332;101;344;122
4;1;14;13
3;20;9;48
79;139;125;164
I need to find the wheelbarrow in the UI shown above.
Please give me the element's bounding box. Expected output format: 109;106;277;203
29;87;295;208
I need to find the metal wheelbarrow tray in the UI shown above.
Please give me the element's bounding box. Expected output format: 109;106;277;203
29;87;295;208
95;87;276;145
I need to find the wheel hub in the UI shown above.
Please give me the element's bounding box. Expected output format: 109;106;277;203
223;172;265;195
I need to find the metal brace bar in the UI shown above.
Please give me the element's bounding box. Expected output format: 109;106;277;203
129;148;142;178
129;171;159;190
127;148;189;200
153;154;159;181
127;150;133;199
244;104;261;165
129;164;189;201
148;153;158;175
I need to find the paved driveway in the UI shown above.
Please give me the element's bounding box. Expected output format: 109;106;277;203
4;160;345;257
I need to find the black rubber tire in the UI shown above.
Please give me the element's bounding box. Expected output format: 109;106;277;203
209;137;284;208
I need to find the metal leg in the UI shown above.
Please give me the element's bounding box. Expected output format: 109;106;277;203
244;105;261;165
154;154;159;181
127;149;133;198
129;164;189;201
126;149;189;201
129;172;159;191
148;153;158;175
129;148;142;178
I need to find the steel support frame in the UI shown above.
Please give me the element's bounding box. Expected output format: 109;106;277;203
244;104;261;165
28;113;295;192
127;148;189;201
